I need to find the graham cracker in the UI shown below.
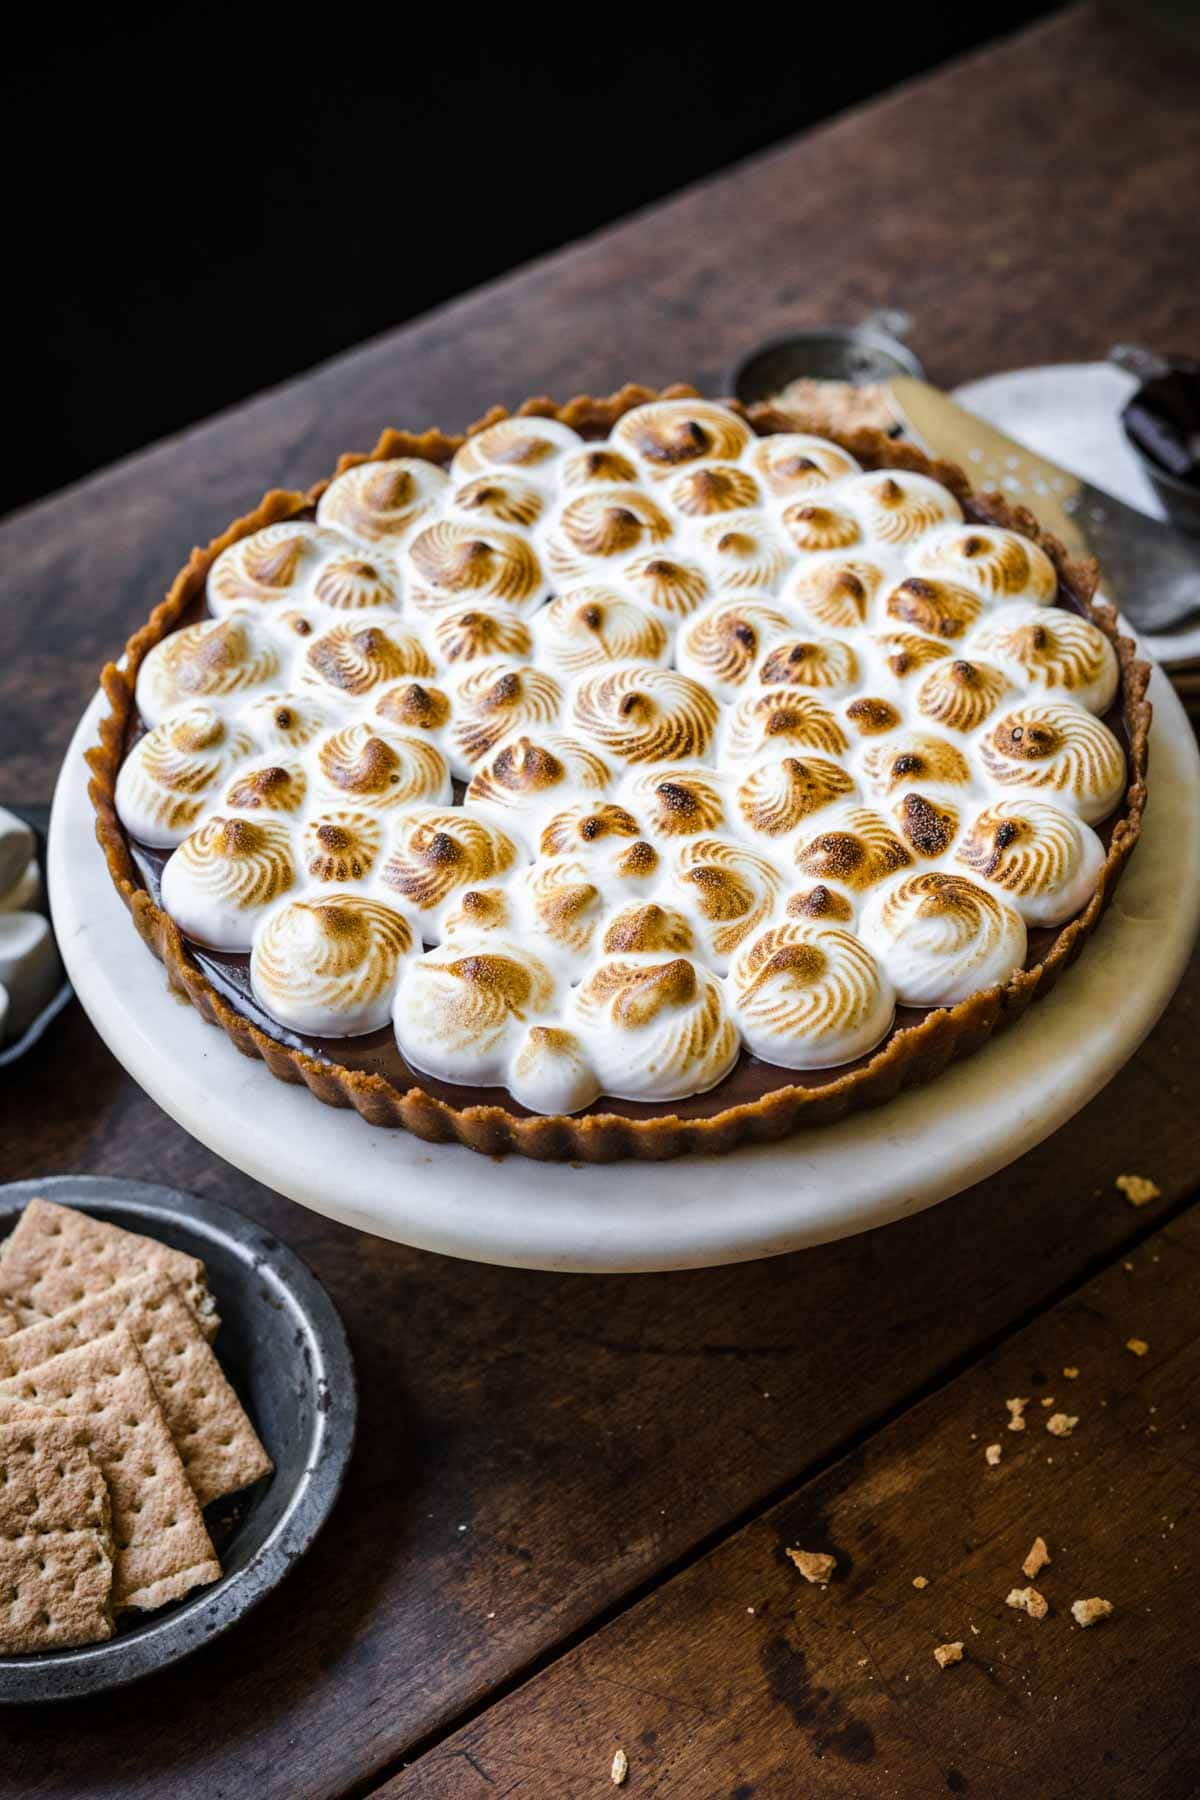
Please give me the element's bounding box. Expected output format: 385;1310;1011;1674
0;1273;271;1507
0;1327;221;1612
0;1417;115;1653
0;1199;219;1340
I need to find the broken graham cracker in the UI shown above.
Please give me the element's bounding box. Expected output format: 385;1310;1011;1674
933;1642;964;1668
1115;1174;1160;1208
1006;1586;1050;1621
1022;1536;1051;1580
0;1326;220;1612
1072;1597;1114;1628
787;1548;837;1586
0;1273;271;1507
0;1199;218;1341
0;1417;115;1652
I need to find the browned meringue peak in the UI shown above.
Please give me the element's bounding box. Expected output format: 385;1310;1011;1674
884;576;982;640
450;416;581;480
664;462;762;517
394;943;560;1085
241;690;329;750
533;588;669;675
845;695;903;737
677;599;793;696
699;516;790;592
161;815;297;950
786;556;887;630
405;520;546;613
432;606;532;668
610;399;753;475
727;921;894;1070
671;836;785;970
539;801;642;859
874;631;952;681
115;708;256;847
916;657;1010;732
136;616;280;726
602;901;695;956
508;1024;600;1115
758;636;859;693
571;666;719;765
979;702;1125;823
441;885;512;938
779;502;862;554
315;721;451;809
954;798;1104;925
271;609;318;644
745;433;861;497
909;524;1058;605
543;488;674;581
572;955;738;1103
208;522;337;612
450;473;545;529
316;457;448;544
558;445;641;489
223;759;308;815
621;553;710;619
251;895;416;1037
312;554;401;612
524;857;604;956
613;837;660;882
449;663;566;771
724;691;849;764
786;884;855;924
302;622;434;697
968;606;1118;714
374;680;453;735
622;766;727;838
735;756;856;838
861;731;972;796
302;810;383;883
841;470;962;545
857;871;1027;1009
381;809;520;916
465;733;611;821
793;806;913;892
892;792;960;859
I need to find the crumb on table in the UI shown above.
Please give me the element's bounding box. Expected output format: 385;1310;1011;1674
934;1641;965;1668
787;1548;837;1586
985;1443;1003;1466
1046;1412;1079;1438
1006;1398;1029;1432
1072;1597;1114;1629
1116;1174;1161;1207
1006;1585;1050;1621
1022;1536;1051;1579
611;1748;629;1787
1126;1338;1149;1357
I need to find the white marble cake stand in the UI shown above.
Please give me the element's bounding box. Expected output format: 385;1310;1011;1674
49;674;1199;1273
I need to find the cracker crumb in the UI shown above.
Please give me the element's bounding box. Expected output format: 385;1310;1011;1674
1022;1536;1051;1579
985;1443;1003;1466
1006;1397;1028;1432
1006;1585;1050;1620
1040;1396;1056;1408
1116;1175;1160;1208
1071;1597;1114;1629
1063;1367;1080;1380
611;1748;629;1787
912;1576;928;1589
933;1641;964;1668
787;1548;837;1586
1046;1412;1078;1438
1126;1338;1150;1357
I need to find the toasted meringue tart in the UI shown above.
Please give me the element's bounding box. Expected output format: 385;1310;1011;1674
90;386;1149;1158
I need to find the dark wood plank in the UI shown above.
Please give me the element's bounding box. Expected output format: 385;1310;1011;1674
0;958;1195;1798
380;1204;1200;1800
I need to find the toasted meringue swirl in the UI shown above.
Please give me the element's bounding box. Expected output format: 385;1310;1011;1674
842;471;962;545
786;884;855;925
622;766;727;838
539;801;643;859
861;731;972;796
671;836;785;971
884;577;982;640
910;525;1057;605
374;681;453;735
432;606;533;667
382;809;519;918
793;806;913;892
916;658;1010;732
572;666;718;765
621;554;710;619
466;733;611;826
677;599;792;697
116;708;257;848
845;696;903;737
161;816;296;950
508;1025;600;1114
450;474;545;529
611;400;752;475
699;517;789;591
451;416;580;480
728;923;894;1069
406;520;545;612
665;463;761;517
523;857;604;958
315;723;451;809
303;623;433;696
449;663;565;771
223;760;307;816
312;554;401;612
893;792;960;858
780;502;861;553
137;617;279;725
980;702;1126;822
786;556;887;629
558;446;641;489
859;872;1026;1006
208;522;334;613
759;636;858;693
317;458;448;544
724;691;849;763
534;589;669;674
875;632;952;680
303;810;383;883
968;606;1119;714
746;433;860;496
544;488;673;580
252;895;414;1036
573;956;739;1101
736;756;856;838
602;902;695;956
395;942;558;1085
955;799;1105;924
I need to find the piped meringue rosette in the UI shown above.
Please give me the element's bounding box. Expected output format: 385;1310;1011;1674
115;396;1136;1113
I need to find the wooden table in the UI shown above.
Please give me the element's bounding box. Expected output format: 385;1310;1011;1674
2;8;1198;1794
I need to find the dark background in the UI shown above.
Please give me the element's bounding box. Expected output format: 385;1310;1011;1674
5;6;1060;517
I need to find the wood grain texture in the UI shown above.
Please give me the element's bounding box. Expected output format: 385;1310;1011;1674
381;1206;1200;1800
0;5;1196;1793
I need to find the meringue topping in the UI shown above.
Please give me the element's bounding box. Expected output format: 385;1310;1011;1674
207;522;336;613
450;474;545;529
916;658;1010;732
735;756;856;839
677;599;793;698
508;1024;601;1115
955;799;1106;924
116;708;258;848
728;922;894;1069
311;554;401;612
406;520;546;613
884;576;982;640
621;554;710;619
968;605;1119;715
910;525;1058;605
671;836;785;972
780;502;861;553
137;616;279;726
317;458;448;544
543;488;673;581
793;806;913;892
572;667;718;765
449;663;565;773
724;691;849;763
979;702;1126;823
892;792;960;858
381;808;520;923
859;871;1026;1006
303;810;383;883
374;681;453;736
621;766;727;838
699;516;790;591
746;433;861;496
572;955;739;1102
252;895;415;1036
758;636;858;693
433;607;533;668
860;731;972;796
466;733;611;830
395;942;558;1086
665;463;761;517
302;623;433;697
558;445;641;489
315;722;451;809
243;691;331;749
611;399;752;475
841;470;962;545
522;856;604;959
223;759;308;816
602;901;695;956
786;555;887;630
161;815;296;950
533;589;669;674
451;416;581;480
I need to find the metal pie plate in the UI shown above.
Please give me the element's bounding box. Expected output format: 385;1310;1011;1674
0;1175;356;1702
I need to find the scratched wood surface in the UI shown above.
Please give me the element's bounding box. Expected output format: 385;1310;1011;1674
0;7;1197;1797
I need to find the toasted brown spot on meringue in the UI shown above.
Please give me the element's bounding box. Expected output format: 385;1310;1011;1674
885;577;981;639
980;703;1125;819
623;554;710;619
794;809;913;890
613;400;752;473
725;691;849;762
917;658;1009;732
572;667;718;764
780;503;861;552
528;866;603;953
877;631;952;679
913;525;1058;603
382;811;518;910
680;601;791;690
786;884;854;923
846;696;902;736
317;458;447;543
304;811;383;882
143;617;279;713
787;557;886;630
748;434;860;496
316;722;449;807
224;762;307;814
305;623;433;695
452;664;565;767
971;609;1117;709
313;555;399;611
541;802;641;856
593;956;699;1028
547;489;673;573
433;606;532;666
736;757;855;837
845;471;962;545
455;418;575;474
674;837;783;959
667;464;761;516
559;446;640;488
700;516;789;591
452;475;544;528
759;637;859;691
408;520;544;610
375;681;452;733
627;768;726;838
445;887;511;935
467;734;610;813
602;902;695;956
895;793;959;858
862;732;972;795
616;839;660;880
171;815;295;910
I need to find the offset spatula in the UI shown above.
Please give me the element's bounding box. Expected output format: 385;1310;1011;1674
886;376;1200;640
